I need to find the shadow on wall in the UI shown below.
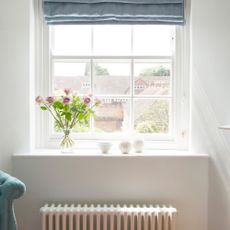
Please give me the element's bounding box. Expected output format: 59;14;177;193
192;67;230;230
208;159;230;230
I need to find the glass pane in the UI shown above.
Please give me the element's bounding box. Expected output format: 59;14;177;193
51;25;91;55
72;123;90;133
94;98;130;133
53;62;90;95
93;25;131;55
134;99;170;134
94;61;131;95
134;62;171;95
133;25;173;56
55;122;90;133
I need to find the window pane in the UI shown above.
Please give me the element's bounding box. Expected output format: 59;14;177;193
94;61;131;95
134;61;171;96
134;99;170;134
72;123;90;133
49;24;177;138
51;25;91;55
133;25;173;56
94;98;130;133
53;62;90;95
55;122;90;133
93;25;131;55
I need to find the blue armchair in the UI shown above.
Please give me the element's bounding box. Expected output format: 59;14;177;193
0;170;26;230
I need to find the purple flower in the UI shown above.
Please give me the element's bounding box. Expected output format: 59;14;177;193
63;96;71;104
46;96;55;104
83;96;91;104
35;96;43;104
64;88;72;95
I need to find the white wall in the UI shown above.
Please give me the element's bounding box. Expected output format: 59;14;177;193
191;0;230;229
0;0;31;172
12;154;208;230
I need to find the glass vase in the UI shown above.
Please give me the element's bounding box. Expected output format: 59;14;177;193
60;129;75;153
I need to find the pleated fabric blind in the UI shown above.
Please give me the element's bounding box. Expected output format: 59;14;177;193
43;0;185;25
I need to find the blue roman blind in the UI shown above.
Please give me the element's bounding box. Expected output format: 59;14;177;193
43;0;185;25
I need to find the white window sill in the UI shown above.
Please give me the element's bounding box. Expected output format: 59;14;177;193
13;149;208;158
39;137;189;152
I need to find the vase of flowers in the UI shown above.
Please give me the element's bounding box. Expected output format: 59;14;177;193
36;89;100;153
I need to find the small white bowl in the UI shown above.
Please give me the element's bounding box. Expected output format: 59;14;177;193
133;139;144;153
98;142;112;154
119;141;132;154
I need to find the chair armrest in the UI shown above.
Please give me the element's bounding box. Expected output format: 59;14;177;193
0;171;26;199
0;170;26;230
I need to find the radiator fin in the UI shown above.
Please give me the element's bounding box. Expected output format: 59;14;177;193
41;204;177;230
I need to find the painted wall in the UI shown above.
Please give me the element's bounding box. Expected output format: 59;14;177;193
191;0;230;229
0;0;31;172
12;154;208;230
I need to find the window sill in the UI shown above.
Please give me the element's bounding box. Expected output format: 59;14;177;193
39;137;189;152
13;149;208;158
219;124;230;130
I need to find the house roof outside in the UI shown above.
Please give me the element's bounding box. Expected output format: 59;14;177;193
54;75;170;133
54;75;170;96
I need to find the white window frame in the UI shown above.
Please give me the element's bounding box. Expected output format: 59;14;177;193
34;0;190;150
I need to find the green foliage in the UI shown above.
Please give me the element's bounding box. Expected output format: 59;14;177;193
40;106;47;110
140;65;170;77
63;104;69;111
36;90;100;132
53;101;63;109
135;100;169;133
72;123;90;133
85;63;110;76
136;121;160;133
95;64;110;76
63;112;72;121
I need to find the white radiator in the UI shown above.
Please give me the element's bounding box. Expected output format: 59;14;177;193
40;204;177;230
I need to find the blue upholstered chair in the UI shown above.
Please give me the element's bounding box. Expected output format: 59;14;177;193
0;170;26;230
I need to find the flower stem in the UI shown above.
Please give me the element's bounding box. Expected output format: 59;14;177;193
45;105;63;128
60;131;75;153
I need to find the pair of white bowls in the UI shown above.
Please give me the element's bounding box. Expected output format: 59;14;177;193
119;139;144;154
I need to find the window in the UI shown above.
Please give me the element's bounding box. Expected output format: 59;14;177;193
36;23;189;149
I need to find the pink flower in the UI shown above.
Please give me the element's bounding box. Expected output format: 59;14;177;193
83;96;91;104
64;88;72;95
46;96;55;104
35;96;43;103
63;96;71;104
